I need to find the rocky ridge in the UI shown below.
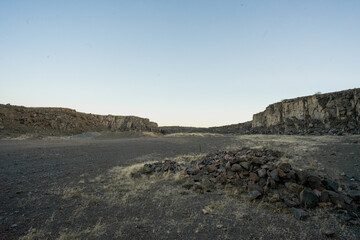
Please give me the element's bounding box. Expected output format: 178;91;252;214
134;148;360;224
252;88;360;135
158;121;252;135
0;104;157;138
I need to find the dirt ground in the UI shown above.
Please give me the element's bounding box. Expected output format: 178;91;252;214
0;133;359;239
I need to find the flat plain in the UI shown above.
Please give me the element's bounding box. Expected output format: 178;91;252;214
0;133;359;239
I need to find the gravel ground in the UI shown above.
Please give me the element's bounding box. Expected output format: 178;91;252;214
0;133;359;239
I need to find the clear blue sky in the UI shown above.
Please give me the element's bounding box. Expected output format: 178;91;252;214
1;1;359;127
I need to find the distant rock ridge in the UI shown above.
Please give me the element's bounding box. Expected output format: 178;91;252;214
0;104;158;137
1;88;359;138
252;88;360;135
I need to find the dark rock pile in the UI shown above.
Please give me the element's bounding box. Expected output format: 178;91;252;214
134;148;360;223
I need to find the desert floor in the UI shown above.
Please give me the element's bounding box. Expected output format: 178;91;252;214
0;133;359;239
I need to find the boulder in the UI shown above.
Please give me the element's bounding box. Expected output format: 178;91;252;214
240;162;250;170
307;175;324;190
278;163;292;173
270;169;279;182
249;172;260;183
300;188;319;208
323;179;339;192
231;164;242;172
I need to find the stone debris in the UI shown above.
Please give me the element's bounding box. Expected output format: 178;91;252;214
133;148;360;223
291;208;309;220
321;229;335;237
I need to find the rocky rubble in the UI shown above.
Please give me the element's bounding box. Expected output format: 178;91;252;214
134;148;360;223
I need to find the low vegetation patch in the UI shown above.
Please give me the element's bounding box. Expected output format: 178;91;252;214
132;148;360;224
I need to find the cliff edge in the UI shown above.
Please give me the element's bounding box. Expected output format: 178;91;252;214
0;104;158;138
252;88;360;134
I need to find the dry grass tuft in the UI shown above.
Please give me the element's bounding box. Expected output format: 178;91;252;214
19;228;46;240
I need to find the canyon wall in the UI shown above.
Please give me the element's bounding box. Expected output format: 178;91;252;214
252;88;360;134
0;104;158;137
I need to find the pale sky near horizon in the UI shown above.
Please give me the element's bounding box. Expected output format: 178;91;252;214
1;1;359;127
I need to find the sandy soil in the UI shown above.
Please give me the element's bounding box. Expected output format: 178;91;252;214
0;133;359;239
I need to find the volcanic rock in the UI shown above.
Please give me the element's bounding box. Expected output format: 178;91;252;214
248;190;262;201
270;169;280;182
300;189;319;208
249;172;260;183
258;169;267;178
291;208;309;220
231;164;242;172
278;163;292;173
307;175;324;190
240;162;250;170
348;190;360;201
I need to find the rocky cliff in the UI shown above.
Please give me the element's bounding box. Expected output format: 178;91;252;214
252;88;360;134
0;104;158;137
159;121;252;135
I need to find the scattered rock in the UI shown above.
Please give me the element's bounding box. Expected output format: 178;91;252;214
206;165;217;173
240;162;250;170
225;162;231;171
187;167;200;175
278;168;287;178
278;163;292;173
270;169;279;182
231;164;242;172
249;172;259;183
321;229;335;237
300;189;319;208
323;179;339;192
258;169;267;178
320;190;331;202
269;193;280;203
248;190;262;201
284;198;298;208
307;175;324;190
285;182;302;194
328;191;346;208
295;170;308;185
216;224;224;229
248;183;263;193
141;164;154;174
291;208;309;220
348;190;360;201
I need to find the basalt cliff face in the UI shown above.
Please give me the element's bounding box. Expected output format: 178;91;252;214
252;88;360;134
0;104;158;137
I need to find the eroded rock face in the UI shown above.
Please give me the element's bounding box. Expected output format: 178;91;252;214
0;104;158;137
252;88;360;134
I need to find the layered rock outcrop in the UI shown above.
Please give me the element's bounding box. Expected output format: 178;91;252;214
252;88;360;134
0;104;158;137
